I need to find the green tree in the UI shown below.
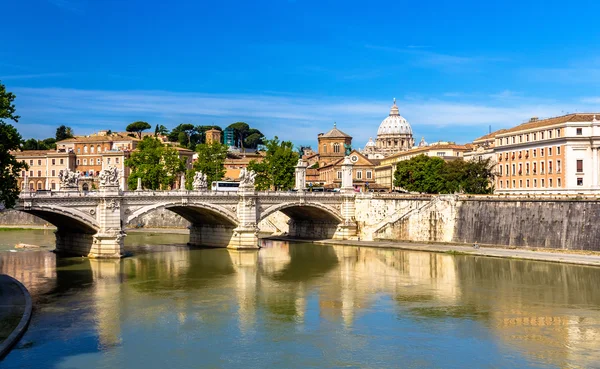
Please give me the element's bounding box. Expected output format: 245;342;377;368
393;154;446;194
154;124;169;137
125;137;185;190
186;141;229;189
126;121;152;139
459;158;495;194
21;137;57;151
227;122;250;149
244;128;264;149
0;81;27;208
55;125;74;141
168;123;198;148
247;137;298;191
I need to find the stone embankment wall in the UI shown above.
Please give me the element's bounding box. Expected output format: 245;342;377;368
357;194;600;251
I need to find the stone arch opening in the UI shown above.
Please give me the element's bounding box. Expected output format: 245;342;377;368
126;202;239;248
259;203;343;240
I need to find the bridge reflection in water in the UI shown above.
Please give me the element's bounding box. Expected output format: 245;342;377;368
1;238;600;368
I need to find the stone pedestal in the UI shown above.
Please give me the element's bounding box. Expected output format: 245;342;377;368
334;192;358;240
227;226;260;249
90;231;125;258
230;186;260;249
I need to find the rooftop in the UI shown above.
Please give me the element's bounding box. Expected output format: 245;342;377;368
497;113;600;136
319;123;352;138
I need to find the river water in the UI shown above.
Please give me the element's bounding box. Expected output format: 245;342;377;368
1;229;599;369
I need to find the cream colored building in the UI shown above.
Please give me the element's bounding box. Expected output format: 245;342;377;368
375;142;469;190
15;150;76;191
494;114;600;194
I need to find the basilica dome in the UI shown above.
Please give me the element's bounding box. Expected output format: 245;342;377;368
377;99;413;136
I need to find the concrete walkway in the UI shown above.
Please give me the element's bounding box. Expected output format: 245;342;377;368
274;238;600;267
0;275;32;360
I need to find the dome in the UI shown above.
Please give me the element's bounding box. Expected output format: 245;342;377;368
377;98;413;136
365;137;376;147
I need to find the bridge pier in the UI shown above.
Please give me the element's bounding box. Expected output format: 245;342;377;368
228;186;260;249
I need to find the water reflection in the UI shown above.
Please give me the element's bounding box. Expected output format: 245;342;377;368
1;234;600;368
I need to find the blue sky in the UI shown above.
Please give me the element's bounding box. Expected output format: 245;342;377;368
3;0;600;148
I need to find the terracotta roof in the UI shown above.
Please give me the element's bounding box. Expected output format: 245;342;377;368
473;129;509;142
319;124;352;138
56;133;139;144
11;150;55;156
498;113;600;136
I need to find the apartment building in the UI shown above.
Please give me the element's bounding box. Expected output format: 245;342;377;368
15;150;76;190
494;114;600;194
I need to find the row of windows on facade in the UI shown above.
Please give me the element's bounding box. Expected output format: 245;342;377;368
498;178;567;189
335;170;373;179
498;128;563;146
498;159;585;177
498;146;561;161
322;143;344;154
76;145;110;154
75;157;120;166
26;158;65;166
22;169;101;178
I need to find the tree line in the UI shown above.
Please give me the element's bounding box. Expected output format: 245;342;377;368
393;154;495;194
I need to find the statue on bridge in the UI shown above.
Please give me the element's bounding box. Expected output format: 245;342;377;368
58;168;80;189
192;171;208;190
99;166;119;187
238;168;257;189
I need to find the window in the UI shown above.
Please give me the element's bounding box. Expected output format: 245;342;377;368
541;161;545;173
525;163;529;174
29;170;33;177
541;132;544;139
549;178;553;187
519;180;523;188
499;166;503;176
97;158;101;165
97;145;101;153
512;180;516;188
52;159;55;165
526;134;530;142
505;164;509;175
91;146;95;153
89;170;94;176
533;162;537;173
518;163;522;175
548;161;553;174
84;145;88;153
499;181;503;189
541;179;545;187
533;133;537;140
37;183;42;190
576;128;583;135
334;143;340;153
557;178;561;187
512;164;516;175
116;158;119;164
557;160;561;173
548;130;552;138
506;180;509;188
21;171;25;177
322;144;327;153
337;171;342;179
366;171;372;179
83;159;87;165
540;148;544;156
51;170;55;176
526;179;530;188
51;182;56;190
556;128;561;137
60;159;64;165
533;149;537;158
356;170;362;179
533;179;537;187
29;160;33;166
38;160;42;165
577;159;583;173
37;170;41;177
512;136;516;144
107;158;111;164
76;159;80;165
548;147;552;156
557;146;561;155
577;178;583;186
519;135;523;143
437;152;446;156
77;148;81;153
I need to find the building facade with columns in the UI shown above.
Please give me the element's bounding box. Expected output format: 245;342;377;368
494;114;600;194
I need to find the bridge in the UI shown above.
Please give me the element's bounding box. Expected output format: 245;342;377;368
15;186;358;258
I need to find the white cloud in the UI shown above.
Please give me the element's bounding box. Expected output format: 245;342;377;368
11;87;599;147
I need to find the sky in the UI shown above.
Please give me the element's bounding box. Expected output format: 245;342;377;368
2;0;600;148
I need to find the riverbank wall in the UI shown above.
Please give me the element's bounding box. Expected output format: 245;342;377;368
357;194;600;251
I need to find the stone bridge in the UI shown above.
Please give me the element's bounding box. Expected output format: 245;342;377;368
15;186;358;258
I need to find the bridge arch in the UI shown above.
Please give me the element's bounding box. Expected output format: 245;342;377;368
126;201;238;227
18;204;99;233
259;201;343;224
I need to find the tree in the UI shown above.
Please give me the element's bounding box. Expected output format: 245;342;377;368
244;128;264;149
125;137;185;190
393;155;496;194
247;137;298;191
168;123;198;149
21;137;57;151
154;124;169;137
56;125;74;141
0;81;27;208
126;121;152;139
227;122;250;149
393;155;446;194
186;142;229;189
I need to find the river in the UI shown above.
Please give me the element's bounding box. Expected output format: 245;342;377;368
1;229;599;368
